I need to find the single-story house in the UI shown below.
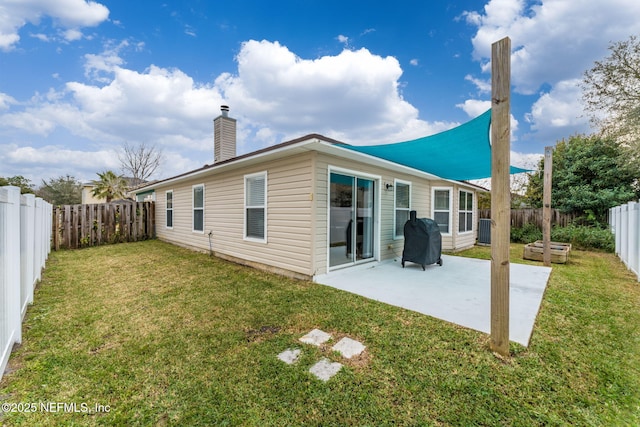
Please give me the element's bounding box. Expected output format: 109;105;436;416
135;106;493;280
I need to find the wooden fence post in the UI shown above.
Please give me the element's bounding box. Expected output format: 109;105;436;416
490;36;511;357
543;146;553;266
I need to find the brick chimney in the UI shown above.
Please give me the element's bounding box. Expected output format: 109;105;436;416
213;105;236;163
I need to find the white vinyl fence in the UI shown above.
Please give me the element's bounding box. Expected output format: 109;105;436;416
610;201;640;281
1;186;52;381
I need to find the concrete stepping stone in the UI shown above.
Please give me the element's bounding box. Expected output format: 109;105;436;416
299;329;331;346
332;337;365;359
309;358;342;382
277;348;301;365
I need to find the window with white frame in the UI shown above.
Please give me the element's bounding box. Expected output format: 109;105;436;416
394;180;411;238
432;187;451;234
192;184;204;233
166;190;173;229
245;172;267;241
459;190;473;233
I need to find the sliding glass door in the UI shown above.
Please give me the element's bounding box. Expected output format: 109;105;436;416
329;172;376;268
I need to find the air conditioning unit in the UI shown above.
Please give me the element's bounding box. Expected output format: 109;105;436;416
478;218;491;245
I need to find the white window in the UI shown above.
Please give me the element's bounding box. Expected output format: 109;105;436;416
394;180;411;239
245;172;267;242
192;184;204;233
166;190;173;229
459;190;474;233
432;187;452;235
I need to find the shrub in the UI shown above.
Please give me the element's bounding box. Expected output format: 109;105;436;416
510;223;542;244
509;223;615;252
551;224;614;252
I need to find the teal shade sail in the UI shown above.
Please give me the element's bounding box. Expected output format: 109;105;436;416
339;109;530;181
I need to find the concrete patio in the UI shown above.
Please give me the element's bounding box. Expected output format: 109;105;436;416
314;254;552;346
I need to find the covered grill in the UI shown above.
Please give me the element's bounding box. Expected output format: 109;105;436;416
402;211;443;270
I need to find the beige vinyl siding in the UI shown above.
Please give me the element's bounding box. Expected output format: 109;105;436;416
154;152;315;277
313;153;431;275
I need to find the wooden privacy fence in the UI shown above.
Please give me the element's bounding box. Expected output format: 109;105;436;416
1;186;52;382
52;201;155;250
478;208;578;229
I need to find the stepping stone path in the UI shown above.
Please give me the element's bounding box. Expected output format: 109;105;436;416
277;329;366;382
309;358;343;382
299;328;331;346
331;337;366;359
277;348;301;365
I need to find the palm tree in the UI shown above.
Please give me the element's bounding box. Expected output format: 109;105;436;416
91;170;128;203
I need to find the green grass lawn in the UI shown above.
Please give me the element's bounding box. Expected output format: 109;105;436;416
1;240;639;426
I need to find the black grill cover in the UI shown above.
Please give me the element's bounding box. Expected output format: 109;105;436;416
402;211;442;270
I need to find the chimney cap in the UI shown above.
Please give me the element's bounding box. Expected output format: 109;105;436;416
220;105;229;117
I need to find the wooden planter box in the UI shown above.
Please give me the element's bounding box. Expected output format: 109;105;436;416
523;241;571;264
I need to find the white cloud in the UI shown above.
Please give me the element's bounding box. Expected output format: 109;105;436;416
464;74;491;93
62;28;83;41
0;38;456;182
409;58;419;66
218;40;452;145
0;0;109;51
525;79;590;139
464;0;640;95
0;93;17;110
184;25;196;37
336;34;349;45
30;33;50;42
463;0;640;148
457;99;491;118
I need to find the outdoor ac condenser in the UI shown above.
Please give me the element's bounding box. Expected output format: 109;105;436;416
478;218;491;245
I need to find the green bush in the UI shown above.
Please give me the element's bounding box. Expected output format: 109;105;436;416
551;224;615;252
510;223;542;244
509;223;614;252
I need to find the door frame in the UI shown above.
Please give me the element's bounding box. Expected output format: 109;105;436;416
326;166;381;272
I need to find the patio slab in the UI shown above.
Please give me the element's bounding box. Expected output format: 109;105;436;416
314;255;552;346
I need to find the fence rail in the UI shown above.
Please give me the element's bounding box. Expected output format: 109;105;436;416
478;208;578;229
1;186;52;382
610;201;640;281
52;201;155;250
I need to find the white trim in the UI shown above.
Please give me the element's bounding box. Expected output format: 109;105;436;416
458;189;474;235
326;166;381;273
165;189;174;230
431;186;453;236
243;171;267;243
393;179;412;240
192;183;205;234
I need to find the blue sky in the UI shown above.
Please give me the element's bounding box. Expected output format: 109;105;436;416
1;0;640;185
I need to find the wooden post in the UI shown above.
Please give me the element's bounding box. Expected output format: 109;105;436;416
543;146;553;267
490;37;511;357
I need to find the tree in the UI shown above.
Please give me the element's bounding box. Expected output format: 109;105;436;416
118;141;163;187
0;175;34;194
524;134;640;225
91;170;128;203
582;35;640;148
37;175;82;205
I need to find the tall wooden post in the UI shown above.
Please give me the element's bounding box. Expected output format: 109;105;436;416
490;37;511;357
542;146;553;267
